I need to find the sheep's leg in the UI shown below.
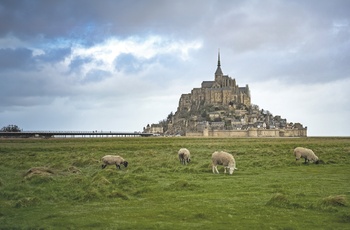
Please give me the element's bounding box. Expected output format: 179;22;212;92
116;164;121;169
179;154;184;165
224;167;227;174
102;164;107;169
213;165;219;174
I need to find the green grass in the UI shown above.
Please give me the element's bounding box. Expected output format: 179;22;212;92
0;137;349;229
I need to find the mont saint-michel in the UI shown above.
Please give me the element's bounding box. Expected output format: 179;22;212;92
144;53;307;137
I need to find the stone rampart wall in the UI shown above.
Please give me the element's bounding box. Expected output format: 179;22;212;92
185;128;307;137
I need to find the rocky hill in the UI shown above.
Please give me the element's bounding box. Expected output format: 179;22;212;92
144;53;306;137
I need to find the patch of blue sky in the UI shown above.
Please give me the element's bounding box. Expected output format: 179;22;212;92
83;69;112;83
114;53;152;73
68;56;94;73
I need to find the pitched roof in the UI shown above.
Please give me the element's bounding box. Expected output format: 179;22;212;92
202;81;214;88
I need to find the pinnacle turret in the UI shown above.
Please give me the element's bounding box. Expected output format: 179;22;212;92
215;50;223;77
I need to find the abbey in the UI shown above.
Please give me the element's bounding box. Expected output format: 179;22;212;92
144;52;307;137
178;52;251;114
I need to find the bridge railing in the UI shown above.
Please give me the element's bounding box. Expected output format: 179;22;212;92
0;131;154;138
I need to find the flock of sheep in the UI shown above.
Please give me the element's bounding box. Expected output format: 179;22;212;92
101;146;320;175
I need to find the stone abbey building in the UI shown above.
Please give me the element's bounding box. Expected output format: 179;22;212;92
144;52;307;137
178;52;251;114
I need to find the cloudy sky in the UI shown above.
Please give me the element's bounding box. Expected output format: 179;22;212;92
1;0;349;136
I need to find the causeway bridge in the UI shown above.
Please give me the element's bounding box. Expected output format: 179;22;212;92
0;131;154;138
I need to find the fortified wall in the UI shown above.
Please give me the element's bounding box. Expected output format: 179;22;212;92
186;128;307;137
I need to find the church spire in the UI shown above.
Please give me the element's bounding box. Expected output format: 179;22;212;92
215;49;223;77
218;49;221;67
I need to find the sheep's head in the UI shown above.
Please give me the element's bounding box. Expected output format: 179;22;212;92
229;167;235;175
314;156;320;164
123;161;128;167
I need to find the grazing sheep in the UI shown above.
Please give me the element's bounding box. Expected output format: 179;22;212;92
294;147;319;164
101;155;128;169
178;148;191;165
212;151;237;175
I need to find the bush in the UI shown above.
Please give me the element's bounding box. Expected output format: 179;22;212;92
1;125;21;132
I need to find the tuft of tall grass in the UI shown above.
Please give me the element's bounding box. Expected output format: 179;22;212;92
266;193;290;207
15;197;41;208
340;214;350;223
321;195;348;207
108;190;129;200
266;193;303;209
168;180;199;191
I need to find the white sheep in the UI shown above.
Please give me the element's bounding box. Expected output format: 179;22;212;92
178;148;191;165
212;151;237;174
294;147;319;164
101;155;129;169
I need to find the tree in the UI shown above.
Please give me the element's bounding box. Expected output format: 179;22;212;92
167;112;173;121
158;119;168;133
1;125;22;132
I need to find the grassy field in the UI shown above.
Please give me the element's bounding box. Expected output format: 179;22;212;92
0;137;349;229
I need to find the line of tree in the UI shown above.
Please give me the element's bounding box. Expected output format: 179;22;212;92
1;125;22;132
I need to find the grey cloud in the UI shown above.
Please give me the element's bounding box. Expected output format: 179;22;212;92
0;0;93;39
2;1;349;49
0;0;213;40
0;70;76;109
0;48;35;71
37;47;71;62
